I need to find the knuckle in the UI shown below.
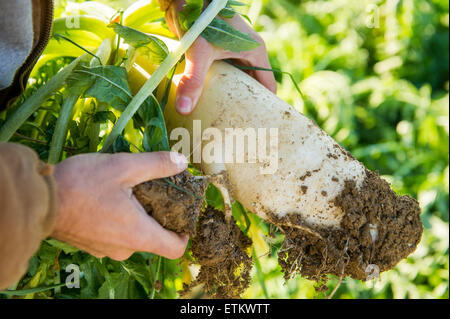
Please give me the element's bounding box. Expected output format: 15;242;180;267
166;240;188;260
166;247;185;260
107;154;127;171
152;152;172;172
181;72;204;90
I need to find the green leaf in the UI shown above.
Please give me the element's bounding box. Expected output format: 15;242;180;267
219;7;236;19
219;1;246;19
179;0;204;31
202;18;260;52
93;111;116;124
143;95;170;152
98;272;130;299
205;184;225;210
74;66;132;112
227;0;246;6
108;22;168;63
120;255;152;294
219;1;250;22
75;136;90;149
78;257;103;298
0;283;67;296
46;239;79;254
66;65;95;96
37;241;61;263
113;135;131;153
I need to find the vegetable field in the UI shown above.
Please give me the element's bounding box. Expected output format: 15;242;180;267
0;0;448;299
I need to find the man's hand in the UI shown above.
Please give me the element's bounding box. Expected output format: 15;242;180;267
51;152;189;261
166;0;277;115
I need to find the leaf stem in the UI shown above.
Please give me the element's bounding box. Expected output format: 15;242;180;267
0;283;67;296
0;56;86;142
48;93;79;164
54;34;103;65
101;0;228;152
150;256;162;299
13;132;78;153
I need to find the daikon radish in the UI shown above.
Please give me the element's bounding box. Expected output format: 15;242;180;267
165;61;423;281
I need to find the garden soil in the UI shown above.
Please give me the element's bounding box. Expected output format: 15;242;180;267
133;170;207;236
269;169;423;283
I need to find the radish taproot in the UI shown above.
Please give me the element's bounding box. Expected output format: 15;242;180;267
163;61;423;281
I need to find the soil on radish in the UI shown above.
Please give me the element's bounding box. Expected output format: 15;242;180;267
180;207;253;299
133;170;207;236
268;169;423;284
134;167;422;296
134;172;252;298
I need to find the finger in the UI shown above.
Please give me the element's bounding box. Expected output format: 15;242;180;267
228;49;277;94
109;152;188;187
220;14;278;93
176;38;215;115
133;210;190;259
252;56;278;94
107;250;134;262
104;195;188;259
54;234;107;259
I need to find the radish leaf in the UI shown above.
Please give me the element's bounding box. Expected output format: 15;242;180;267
201;18;260;52
73;65;132;111
108;22;168;63
179;0;205;31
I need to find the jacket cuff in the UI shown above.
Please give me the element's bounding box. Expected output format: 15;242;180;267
0;143;59;289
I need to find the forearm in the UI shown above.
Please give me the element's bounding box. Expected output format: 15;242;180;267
0;143;58;289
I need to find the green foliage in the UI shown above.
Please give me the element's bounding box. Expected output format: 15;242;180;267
179;0;205;31
239;0;448;299
73;65;133;111
179;0;259;52
201;17;260;52
108;22;169;63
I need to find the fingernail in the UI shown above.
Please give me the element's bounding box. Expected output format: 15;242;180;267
176;96;193;114
170;152;188;170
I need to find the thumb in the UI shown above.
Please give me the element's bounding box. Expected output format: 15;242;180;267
111;151;188;187
176;38;214;115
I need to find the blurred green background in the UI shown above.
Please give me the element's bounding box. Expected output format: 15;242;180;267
249;0;449;299
46;0;450;299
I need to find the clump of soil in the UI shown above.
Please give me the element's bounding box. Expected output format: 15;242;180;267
270;170;423;283
181;207;253;299
134;173;251;298
133;170;207;236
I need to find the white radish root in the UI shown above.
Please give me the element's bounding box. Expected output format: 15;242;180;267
164;61;423;282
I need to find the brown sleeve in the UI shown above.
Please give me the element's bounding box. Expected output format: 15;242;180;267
0;0;54;111
0;143;58;289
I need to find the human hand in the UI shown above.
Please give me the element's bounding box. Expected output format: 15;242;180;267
165;0;277;115
51;151;189;261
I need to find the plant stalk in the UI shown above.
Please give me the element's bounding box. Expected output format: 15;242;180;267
47;39;113;163
48;93;79;164
0;56;87;142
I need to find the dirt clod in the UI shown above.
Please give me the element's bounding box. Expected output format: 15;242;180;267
181;207;253;299
133;170;207;236
271;170;423;283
